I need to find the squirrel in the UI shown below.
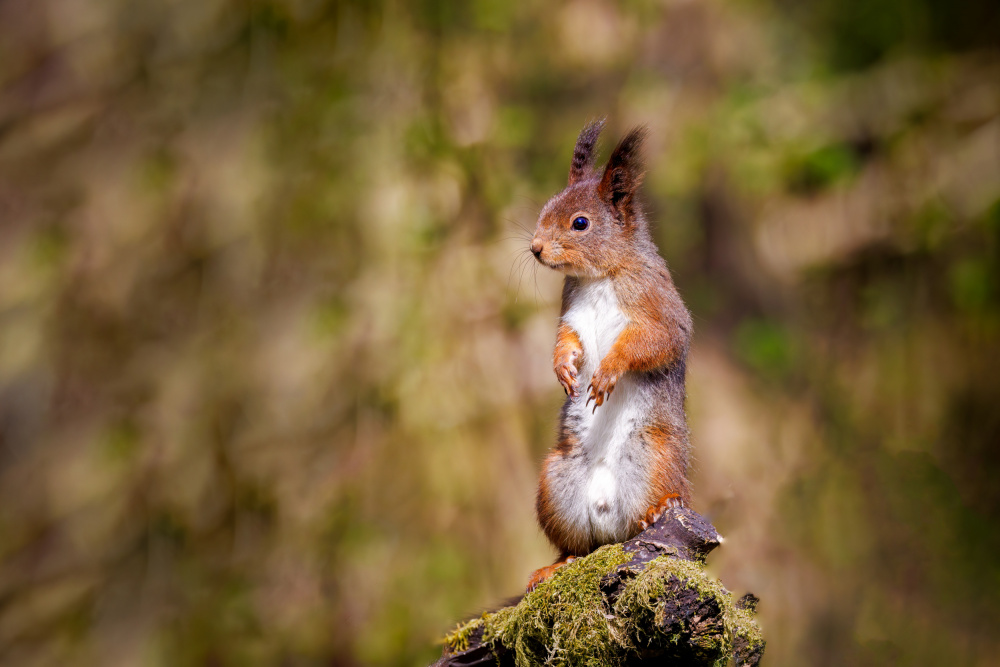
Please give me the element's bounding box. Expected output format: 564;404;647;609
526;119;693;591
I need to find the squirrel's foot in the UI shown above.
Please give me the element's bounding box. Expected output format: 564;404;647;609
637;493;684;531
526;554;576;593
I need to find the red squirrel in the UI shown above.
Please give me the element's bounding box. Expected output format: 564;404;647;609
526;120;693;591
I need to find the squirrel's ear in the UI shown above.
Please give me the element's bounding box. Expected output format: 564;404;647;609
568;118;605;186
598;126;647;221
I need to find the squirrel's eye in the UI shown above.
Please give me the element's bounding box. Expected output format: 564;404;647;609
571;216;590;231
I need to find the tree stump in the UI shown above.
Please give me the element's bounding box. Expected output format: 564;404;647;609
433;507;764;666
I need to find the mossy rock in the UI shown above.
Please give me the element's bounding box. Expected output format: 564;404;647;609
438;508;765;667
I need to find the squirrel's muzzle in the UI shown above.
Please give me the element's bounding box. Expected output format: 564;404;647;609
530;239;543;259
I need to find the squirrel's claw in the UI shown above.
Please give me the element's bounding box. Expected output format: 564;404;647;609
587;363;621;411
555;360;580;399
586;383;601;411
638;494;684;532
526;555;576;593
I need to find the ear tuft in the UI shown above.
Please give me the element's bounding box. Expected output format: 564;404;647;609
568;118;606;186
598;126;647;220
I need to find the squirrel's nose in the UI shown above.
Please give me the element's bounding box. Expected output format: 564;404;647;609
530;239;543;258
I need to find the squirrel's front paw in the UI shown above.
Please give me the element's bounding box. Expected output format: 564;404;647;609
553;349;581;398
555;361;580;397
587;363;622;411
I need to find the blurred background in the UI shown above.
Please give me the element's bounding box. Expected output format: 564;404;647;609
1;0;998;664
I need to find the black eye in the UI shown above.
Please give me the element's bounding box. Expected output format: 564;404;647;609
571;216;589;231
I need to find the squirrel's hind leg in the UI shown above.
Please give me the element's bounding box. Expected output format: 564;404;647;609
637;493;684;532
526;553;576;593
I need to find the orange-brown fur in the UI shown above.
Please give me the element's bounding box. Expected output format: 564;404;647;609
527;120;693;589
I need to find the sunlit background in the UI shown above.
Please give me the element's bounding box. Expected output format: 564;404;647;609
1;0;998;664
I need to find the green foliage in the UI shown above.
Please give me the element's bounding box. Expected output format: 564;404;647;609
784;143;860;194
734;319;797;381
780;0;1000;70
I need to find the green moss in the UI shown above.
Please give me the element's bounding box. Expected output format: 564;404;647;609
730;603;765;645
615;557;717;648
614;556;763;665
443;548;764;666
483;544;632;667
443;617;483;653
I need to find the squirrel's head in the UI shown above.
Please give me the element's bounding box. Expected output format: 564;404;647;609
531;120;648;277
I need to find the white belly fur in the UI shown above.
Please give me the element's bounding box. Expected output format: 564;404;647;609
559;278;651;544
